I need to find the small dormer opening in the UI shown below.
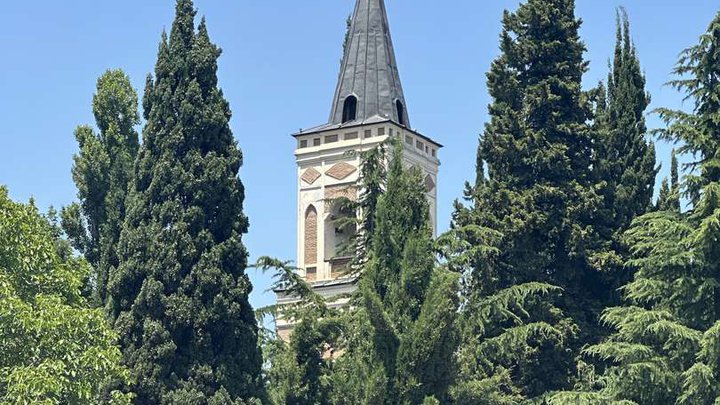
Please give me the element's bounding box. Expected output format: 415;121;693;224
396;100;406;126
342;95;357;123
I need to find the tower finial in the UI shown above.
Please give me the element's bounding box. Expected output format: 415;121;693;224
329;0;410;128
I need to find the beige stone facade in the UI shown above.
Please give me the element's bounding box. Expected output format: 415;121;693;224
294;122;441;284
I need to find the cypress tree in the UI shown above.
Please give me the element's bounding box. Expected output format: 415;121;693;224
446;0;603;397
549;12;720;404
444;191;574;402
365;144;459;403
593;8;657;252
670;150;682;212
108;1;264;402
479;0;606;330
591;8;657;314
332;143;459;404
61;70;140;305
263;144;458;404
656;177;672;211
657;150;681;212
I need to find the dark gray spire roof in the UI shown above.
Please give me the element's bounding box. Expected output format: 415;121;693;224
328;0;410;128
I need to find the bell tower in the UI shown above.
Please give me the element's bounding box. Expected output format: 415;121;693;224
277;0;441;339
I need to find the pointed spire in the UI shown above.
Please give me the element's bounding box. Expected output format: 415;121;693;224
329;0;411;128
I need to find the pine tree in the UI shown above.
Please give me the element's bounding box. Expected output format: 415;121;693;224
61;70;140;305
445;0;603;398
549;12;720;404
108;1;265;402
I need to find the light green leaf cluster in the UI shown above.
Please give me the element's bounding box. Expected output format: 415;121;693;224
0;187;131;404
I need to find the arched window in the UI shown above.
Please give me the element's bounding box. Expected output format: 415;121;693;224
396;100;406;126
342;95;357;123
304;205;318;265
325;199;355;261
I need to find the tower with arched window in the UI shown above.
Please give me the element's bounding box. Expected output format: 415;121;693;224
277;0;442;339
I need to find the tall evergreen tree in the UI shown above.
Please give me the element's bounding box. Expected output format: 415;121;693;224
446;0;604;397
477;0;606;330
657;150;681;212
595;9;656;232
656;177;672;211
670;149;682;212
264;143;459;404
61;70;140;305
332;143;460;404
593;9;657;284
443;173;575;402
550;12;720;404
108;1;264;402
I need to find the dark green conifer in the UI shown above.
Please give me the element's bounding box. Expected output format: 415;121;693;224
109;1;264;402
364;144;459;402
550;11;720;404
656;177;672;211
594;8;657;243
670;150;682;212
657;150;681;212
591;8;657;312
477;0;605;329
448;0;602;397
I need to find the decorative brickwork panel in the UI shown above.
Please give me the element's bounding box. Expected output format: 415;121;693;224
304;206;318;265
425;174;436;192
325;185;358;210
325;162;357;180
302;168;321;185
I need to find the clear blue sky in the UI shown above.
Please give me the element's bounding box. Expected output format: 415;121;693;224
0;1;716;310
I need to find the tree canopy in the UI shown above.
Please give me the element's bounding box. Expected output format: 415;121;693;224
0;187;131;404
107;1;265;402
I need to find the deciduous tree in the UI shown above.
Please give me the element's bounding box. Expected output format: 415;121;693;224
61;69;140;305
0;187;131;404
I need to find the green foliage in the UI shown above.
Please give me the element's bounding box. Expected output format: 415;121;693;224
473;0;607;336
444;0;606;399
61;69;140;306
593;9;657;238
256;258;345;405
591;9;657;303
345;143;460;403
0;187;131;404
108;1;264;402
355;141;389;267
263;144;459;404
553;11;720;404
657;150;682;212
